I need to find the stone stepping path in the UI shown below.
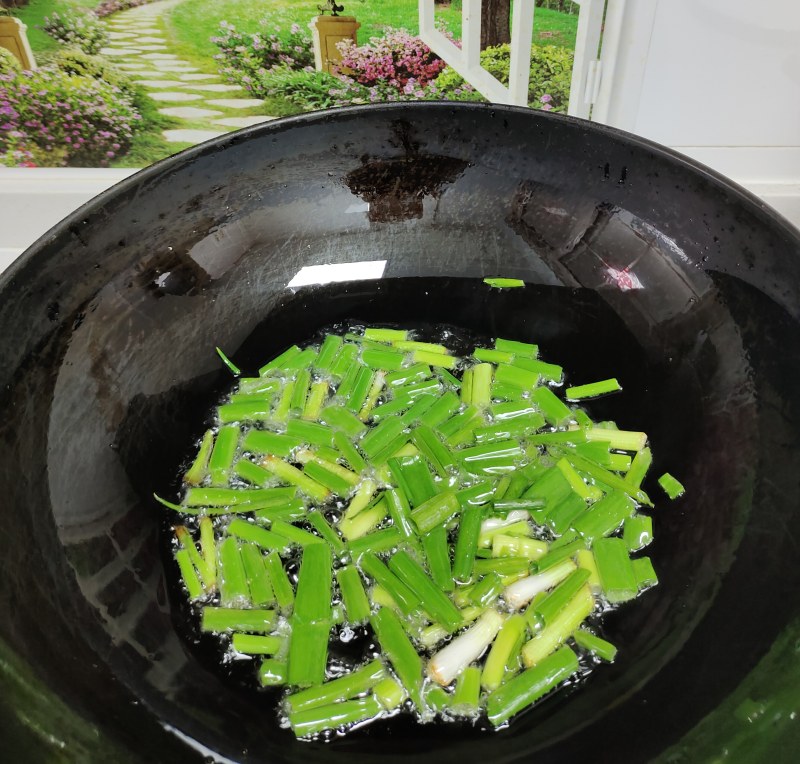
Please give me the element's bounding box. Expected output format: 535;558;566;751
100;0;274;146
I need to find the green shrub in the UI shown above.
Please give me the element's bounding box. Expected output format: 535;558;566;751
42;11;108;56
0;47;21;75
256;65;357;111
52;47;138;101
0;66;140;166
434;43;574;111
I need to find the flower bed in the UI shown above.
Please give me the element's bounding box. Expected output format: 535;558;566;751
0;66;140;167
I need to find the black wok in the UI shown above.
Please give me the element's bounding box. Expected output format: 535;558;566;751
1;103;800;763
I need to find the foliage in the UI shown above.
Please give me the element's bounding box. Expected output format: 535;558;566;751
253;64;356;111
52;47;138;101
334;29;446;90
0;47;21;75
94;0;157;18
433;43;574;111
0;66;140;166
41;10;108;55
212;16;314;93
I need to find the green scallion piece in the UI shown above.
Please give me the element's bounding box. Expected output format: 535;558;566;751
252;500;307;523
474;348;514;364
564;451;652;506
528;568;591;632
494;363;538;391
411;425;457;478
283;347;318;372
343;367;373;411
270;519;324;548
175;548;203;599
258;345;301;376
362;347;405;370
208;425;239;485
530;386;572;426
273;379;295;421
218;398;272;424
631;556;659;590
227;518;289;553
198;607;267;637
418;390;460;428
487;646;579;726
399;393;437;426
307;510;347;556
481;613;527;691
370;607;423;701
495;338;538;358
329;342;359;380
289;695;383;738
336;565;372;623
233;459;273;487
388;550;462;632
347;526;403;557
521;584;593;667
422;525;453;592
259;658;287;686
358;552;420;616
412;349;458;368
240;431;302;458
339;498;387;540
232;633;283;655
336;362;361;401
240;543;275;606
565;378;622;401
625;446;652;489
286;659;387;714
215;346;241;375
315;334;343;371
658;472;685;499
573;628;617;662
623;513;653;551
184;429;214;485
410;490;461;535
593;537;639;604
451;665;482;713
364;327;408;343
302;460;353;497
260;455;330;503
360;417;406;460
264;550;294;611
218;536;249;606
290;368;311;413
321;405;367;438
484;277;525;288
474;556;531;577
468;571;504;608
287;618;332;687
452;505;483;584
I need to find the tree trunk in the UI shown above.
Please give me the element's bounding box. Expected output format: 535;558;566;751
480;0;511;49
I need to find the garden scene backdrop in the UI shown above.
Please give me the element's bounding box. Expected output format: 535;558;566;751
0;0;578;168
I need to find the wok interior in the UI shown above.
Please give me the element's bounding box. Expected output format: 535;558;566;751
1;104;800;763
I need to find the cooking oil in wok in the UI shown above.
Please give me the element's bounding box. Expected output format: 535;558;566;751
162;276;692;742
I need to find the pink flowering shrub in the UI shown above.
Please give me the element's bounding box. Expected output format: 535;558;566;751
334;29;446;90
42;11;108;55
94;0;159;18
0;67;140;167
212;18;314;95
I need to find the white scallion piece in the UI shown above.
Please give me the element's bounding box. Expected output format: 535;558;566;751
427;609;504;686
503;559;577;610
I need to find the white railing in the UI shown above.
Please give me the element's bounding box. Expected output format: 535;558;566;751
418;0;535;106
418;0;606;117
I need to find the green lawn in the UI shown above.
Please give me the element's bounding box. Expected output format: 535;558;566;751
166;0;577;64
12;0;98;55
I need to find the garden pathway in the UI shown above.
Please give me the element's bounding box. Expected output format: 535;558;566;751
99;0;277;145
